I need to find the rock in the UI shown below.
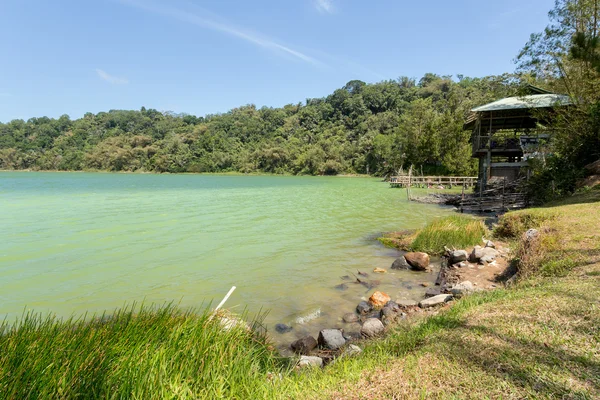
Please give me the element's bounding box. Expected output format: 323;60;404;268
380;306;399;326
290;336;317;355
424;287;441;298
525;229;539;241
342;313;359;323
373;267;387;273
484;240;496;249
368;291;391;309
419;294;453;308
218;315;250;332
334;283;348;291
470;246;499;263
391;257;411;270
356;301;373;315
297;355;323;368
384;300;401;312
343;344;362;357
449;250;468;264
342;331;362;341
450;281;474;297
275;323;293;334
361;318;385;338
457;262;467;268
318;329;346;350
421;282;430;287
404;252;430;271
395;299;418;308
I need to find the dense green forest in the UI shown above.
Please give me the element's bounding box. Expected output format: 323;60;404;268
0;74;519;176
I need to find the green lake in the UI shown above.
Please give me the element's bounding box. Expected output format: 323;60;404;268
0;172;453;344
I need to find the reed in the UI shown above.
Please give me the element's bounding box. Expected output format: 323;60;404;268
410;215;486;254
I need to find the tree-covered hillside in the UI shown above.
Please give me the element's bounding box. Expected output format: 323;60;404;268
0;73;518;176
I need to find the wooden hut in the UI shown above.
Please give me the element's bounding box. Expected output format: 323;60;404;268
464;85;571;189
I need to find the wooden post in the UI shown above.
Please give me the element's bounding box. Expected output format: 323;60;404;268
406;165;412;201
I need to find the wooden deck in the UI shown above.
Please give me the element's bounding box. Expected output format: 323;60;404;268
389;176;477;188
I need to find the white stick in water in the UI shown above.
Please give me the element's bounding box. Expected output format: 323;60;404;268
215;286;236;311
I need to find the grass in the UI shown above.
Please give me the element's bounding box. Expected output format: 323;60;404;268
379;215;486;255
2;187;599;399
0;305;290;399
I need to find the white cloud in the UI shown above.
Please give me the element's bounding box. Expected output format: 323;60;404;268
314;0;334;14
118;0;323;66
96;69;129;85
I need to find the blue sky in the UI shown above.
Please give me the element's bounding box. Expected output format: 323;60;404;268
0;0;554;122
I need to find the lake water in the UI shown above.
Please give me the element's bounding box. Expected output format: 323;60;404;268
0;172;452;345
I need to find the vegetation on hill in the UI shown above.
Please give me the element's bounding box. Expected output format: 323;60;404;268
0;74;518;176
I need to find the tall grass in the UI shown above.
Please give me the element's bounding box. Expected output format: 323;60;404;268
410;215;486;254
0;304;289;399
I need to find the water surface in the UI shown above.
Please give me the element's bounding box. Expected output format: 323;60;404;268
0;172;452;343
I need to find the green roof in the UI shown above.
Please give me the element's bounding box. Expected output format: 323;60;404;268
472;94;571;112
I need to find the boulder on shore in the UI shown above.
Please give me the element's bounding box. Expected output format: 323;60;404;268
395;299;418;308
470;246;499;263
450;281;474;297
361;318;385;338
297;355;323;368
356;301;373;315
368;291;391;309
342;313;359;323
318;329;346;350
419;294;453;308
404;252;430;271
449;250;468;264
291;336;318;355
391;257;411;270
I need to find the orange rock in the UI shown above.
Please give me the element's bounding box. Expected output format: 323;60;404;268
368;291;391;309
373;267;387;273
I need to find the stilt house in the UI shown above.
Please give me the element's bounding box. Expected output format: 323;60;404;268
464;85;571;189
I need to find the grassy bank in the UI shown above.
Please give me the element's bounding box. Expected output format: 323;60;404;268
378;214;486;255
2;188;599;399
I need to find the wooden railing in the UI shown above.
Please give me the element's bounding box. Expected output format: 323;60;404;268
390;176;477;188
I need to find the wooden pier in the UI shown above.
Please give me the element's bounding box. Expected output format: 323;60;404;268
389;176;477;189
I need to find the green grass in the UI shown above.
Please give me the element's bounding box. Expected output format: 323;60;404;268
0;305;290;399
410;215;486;255
378;215;486;255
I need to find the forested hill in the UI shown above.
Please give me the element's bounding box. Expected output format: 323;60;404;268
0;74;518;176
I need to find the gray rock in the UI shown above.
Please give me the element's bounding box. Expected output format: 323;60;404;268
424;287;441;298
356;301;373;315
361;318;385;338
334;283;348;291
395;299;418;307
525;229;539;241
318;329;346;350
470;246;499;263
342;331;362;341
449;250;468;264
343;344;362;357
383;300;401;312
391;257;410;270
275;323;292;334
298;355;323;368
342;313;359;323
419;294;453;308
290;336;317;355
484;240;496;248
450;281;474;297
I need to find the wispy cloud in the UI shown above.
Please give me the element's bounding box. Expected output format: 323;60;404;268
96;69;129;84
118;0;322;66
314;0;334;14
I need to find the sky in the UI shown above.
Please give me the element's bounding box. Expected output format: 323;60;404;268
0;0;555;122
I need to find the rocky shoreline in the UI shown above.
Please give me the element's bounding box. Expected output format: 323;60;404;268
275;240;513;370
